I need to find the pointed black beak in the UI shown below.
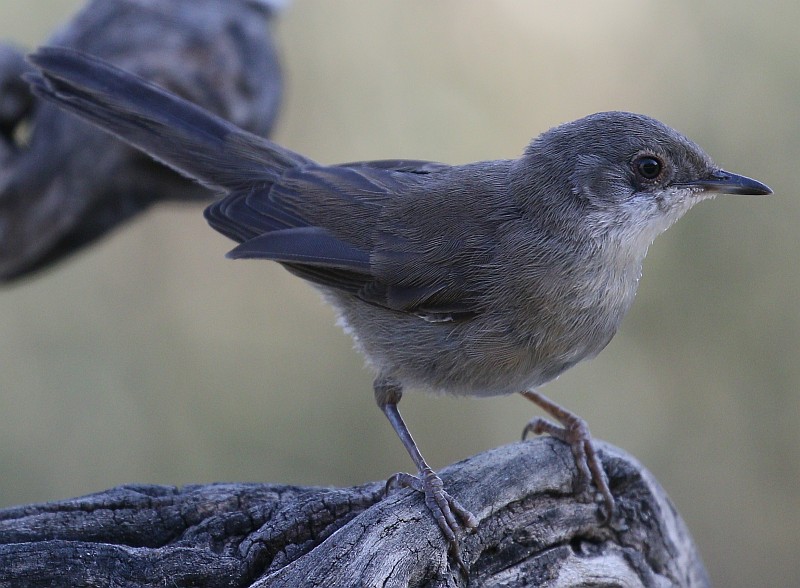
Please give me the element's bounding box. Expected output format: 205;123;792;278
683;169;773;195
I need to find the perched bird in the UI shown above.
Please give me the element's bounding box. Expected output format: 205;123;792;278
26;47;771;573
0;0;284;282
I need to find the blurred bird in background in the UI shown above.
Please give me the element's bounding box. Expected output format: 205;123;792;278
0;0;285;282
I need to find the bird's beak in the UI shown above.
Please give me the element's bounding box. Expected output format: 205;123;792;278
682;169;772;195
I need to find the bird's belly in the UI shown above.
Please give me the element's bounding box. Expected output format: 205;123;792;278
332;298;613;398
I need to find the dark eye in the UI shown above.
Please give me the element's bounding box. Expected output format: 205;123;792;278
634;156;662;180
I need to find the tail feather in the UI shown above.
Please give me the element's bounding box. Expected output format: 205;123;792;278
27;47;312;191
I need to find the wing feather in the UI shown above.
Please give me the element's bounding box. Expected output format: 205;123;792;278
206;159;492;319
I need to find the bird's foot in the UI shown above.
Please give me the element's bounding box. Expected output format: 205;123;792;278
521;391;614;522
387;467;478;575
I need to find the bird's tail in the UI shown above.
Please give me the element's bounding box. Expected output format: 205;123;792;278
26;47;311;191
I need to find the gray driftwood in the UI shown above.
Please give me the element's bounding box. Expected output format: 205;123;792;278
0;0;283;282
0;438;709;587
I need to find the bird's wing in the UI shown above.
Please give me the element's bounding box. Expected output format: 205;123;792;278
205;159;488;319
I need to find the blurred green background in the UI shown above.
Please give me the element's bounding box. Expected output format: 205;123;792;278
0;1;797;585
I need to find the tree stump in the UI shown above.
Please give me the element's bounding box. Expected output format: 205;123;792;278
0;438;708;587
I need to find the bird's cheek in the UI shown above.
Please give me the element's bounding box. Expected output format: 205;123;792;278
653;192;669;212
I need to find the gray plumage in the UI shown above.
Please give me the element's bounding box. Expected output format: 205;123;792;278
0;0;283;282
26;46;771;573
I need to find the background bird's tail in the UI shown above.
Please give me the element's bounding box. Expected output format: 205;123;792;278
26;47;311;192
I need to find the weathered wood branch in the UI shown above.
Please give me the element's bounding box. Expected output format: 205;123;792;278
0;438;708;587
0;0;283;282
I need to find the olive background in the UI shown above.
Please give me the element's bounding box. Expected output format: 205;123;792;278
0;2;797;585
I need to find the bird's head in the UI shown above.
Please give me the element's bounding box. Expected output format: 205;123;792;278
514;111;771;248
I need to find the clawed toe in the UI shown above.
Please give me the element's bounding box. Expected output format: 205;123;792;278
521;391;615;522
387;468;477;575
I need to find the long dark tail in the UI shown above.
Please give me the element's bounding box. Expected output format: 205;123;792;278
26;47;312;191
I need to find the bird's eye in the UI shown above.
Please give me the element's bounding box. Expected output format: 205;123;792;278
634;156;662;180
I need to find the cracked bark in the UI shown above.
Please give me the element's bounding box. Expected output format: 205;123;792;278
0;438;708;587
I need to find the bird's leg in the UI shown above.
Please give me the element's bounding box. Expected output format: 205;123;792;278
375;377;478;574
520;390;614;521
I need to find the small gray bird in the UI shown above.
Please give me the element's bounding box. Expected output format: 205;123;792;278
26;47;771;573
0;0;284;282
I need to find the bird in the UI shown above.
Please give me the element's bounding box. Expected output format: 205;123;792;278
25;46;772;573
0;0;285;282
